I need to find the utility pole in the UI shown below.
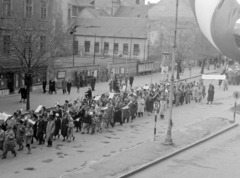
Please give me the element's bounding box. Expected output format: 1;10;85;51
163;0;179;146
72;33;75;67
130;34;132;61
113;35;115;63
93;34;96;65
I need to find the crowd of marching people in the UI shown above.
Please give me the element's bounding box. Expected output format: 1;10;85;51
0;73;216;159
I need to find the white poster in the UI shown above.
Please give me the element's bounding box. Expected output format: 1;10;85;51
202;75;226;80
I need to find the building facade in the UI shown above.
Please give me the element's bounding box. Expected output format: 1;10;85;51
0;0;54;95
72;17;148;61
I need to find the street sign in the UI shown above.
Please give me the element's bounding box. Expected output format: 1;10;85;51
233;91;240;99
153;101;160;110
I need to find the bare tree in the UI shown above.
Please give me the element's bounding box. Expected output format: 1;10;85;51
175;29;195;79
194;31;221;74
0;18;70;110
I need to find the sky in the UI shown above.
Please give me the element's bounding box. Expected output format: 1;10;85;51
145;0;161;4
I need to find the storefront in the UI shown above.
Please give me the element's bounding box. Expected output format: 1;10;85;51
137;62;154;75
0;70;47;96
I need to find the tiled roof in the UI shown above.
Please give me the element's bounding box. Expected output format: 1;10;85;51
73;17;148;38
114;5;152;18
69;0;94;6
86;8;110;17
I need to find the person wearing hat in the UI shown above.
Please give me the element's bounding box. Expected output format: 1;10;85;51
85;87;92;100
18;85;27;103
16;120;25;151
2;125;17;159
53;113;61;140
37;115;45;145
25;124;33;154
45;115;55;147
0;125;5;152
61;112;69;141
67;117;75;142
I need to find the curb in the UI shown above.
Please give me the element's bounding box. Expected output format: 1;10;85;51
117;123;238;178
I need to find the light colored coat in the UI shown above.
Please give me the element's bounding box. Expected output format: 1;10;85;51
159;100;167;115
46;119;55;142
137;98;145;113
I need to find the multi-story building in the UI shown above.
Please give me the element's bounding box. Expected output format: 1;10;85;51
0;0;54;95
71;17;148;61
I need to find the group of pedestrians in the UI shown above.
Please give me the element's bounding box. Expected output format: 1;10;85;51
6;71;218;160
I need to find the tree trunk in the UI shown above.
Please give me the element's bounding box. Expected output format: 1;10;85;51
25;75;32;111
200;59;206;74
26;84;31;111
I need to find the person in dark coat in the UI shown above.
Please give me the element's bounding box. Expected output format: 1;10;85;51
129;75;134;87
48;80;52;94
207;84;215;104
52;80;57;94
67;79;72;95
18;85;27;103
42;80;47;93
61;113;69;141
37;115;45;145
53;113;61;140
113;102;123;125
85;87;92;99
91;74;96;91
145;94;154;116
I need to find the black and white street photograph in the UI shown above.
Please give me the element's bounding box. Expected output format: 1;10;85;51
1;0;240;178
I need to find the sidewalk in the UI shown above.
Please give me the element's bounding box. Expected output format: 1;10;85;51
0;66;217;114
62;117;237;178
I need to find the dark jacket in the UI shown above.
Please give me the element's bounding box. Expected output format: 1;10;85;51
18;88;27;99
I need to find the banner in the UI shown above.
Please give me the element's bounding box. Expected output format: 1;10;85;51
202;75;226;80
0;112;11;122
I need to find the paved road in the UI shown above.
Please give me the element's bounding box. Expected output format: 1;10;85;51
1;66;230;178
130;122;240;178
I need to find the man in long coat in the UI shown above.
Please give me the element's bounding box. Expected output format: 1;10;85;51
37;116;46;145
91;74;96;91
62;79;67;94
18;85;27;103
61;113;69;141
46;115;55;147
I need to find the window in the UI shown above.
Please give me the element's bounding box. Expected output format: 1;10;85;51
40;36;46;52
123;44;128;55
85;41;90;53
114;43;118;54
133;44;139;56
3;35;10;54
104;42;109;53
68;7;71;18
41;1;47;19
95;42;99;53
25;0;33;19
136;0;140;4
3;0;11;18
72;6;78;17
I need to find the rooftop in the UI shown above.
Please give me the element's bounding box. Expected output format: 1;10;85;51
86;8;110;17
73;17;148;38
68;0;94;6
114;5;154;18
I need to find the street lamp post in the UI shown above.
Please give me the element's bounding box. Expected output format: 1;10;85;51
93;34;96;65
72;33;75;67
163;0;179;146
